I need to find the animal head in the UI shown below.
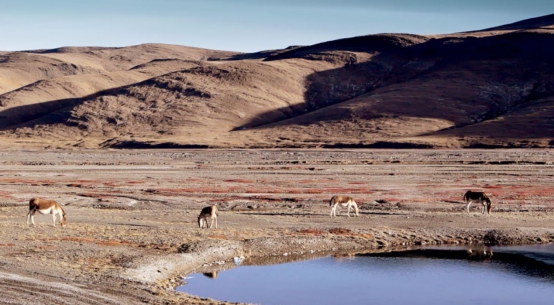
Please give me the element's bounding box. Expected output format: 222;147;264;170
60;209;67;226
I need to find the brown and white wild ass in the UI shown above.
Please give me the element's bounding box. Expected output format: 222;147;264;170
463;190;492;214
26;198;67;227
329;195;359;218
198;205;218;229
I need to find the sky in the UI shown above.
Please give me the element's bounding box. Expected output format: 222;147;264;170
1;0;553;52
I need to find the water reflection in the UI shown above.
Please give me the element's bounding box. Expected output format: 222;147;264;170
202;271;218;279
465;245;493;260
178;245;554;305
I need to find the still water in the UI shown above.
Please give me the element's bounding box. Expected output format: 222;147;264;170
177;245;554;305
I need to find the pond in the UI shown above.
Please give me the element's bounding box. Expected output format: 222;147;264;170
177;245;554;305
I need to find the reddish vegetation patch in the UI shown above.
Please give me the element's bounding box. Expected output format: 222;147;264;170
283;189;302;194
224;179;254;183
301;189;327;194
298;179;330;184
0;178;36;184
329;228;353;235
126;180;146;185
61;237;98;243
297;229;324;236
0;191;14;199
186;179;208;182
0;243;15;247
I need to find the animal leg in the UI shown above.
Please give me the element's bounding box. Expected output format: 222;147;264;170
214;216;218;229
354;203;359;216
52;213;57;227
330;206;336;217
347;204;351;217
26;211;33;226
28;210;37;226
481;201;486;214
466;201;472;214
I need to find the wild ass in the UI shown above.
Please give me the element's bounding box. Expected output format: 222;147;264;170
463;190;492;214
329;195;359;218
198;205;218;229
26;198;67;227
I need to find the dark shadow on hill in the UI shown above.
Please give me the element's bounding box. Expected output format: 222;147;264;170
0;84;134;131
232;31;554;143
0;67;205;132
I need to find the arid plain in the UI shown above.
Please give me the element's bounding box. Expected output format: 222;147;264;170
1;149;554;304
1;12;554;304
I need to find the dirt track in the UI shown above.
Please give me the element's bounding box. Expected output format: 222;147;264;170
1;149;554;304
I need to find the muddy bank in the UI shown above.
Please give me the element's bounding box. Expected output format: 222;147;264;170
128;226;554;303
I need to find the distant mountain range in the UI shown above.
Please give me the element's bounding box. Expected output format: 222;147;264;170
1;14;553;149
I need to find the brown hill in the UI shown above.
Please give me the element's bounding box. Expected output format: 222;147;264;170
0;15;553;149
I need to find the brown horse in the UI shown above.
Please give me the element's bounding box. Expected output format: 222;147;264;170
329;195;359;218
26;198;67;226
198;205;218;229
463;190;492;214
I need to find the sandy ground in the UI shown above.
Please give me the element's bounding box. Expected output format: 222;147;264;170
1;149;554;304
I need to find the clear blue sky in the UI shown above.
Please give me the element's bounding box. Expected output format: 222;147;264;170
1;0;553;52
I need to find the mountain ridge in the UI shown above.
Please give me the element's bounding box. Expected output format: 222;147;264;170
0;15;553;149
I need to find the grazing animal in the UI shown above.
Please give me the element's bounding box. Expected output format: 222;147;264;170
463;190;492;214
198;205;218;229
26;198;66;227
329;195;359;218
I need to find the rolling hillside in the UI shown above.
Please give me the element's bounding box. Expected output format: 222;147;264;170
0;15;553;149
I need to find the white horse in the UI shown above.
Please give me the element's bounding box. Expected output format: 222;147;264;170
198;205;218;229
329;195;359;217
26;198;67;226
464;190;492;214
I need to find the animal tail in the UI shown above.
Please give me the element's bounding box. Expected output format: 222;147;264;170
29;198;38;211
329;195;336;207
463;190;470;202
